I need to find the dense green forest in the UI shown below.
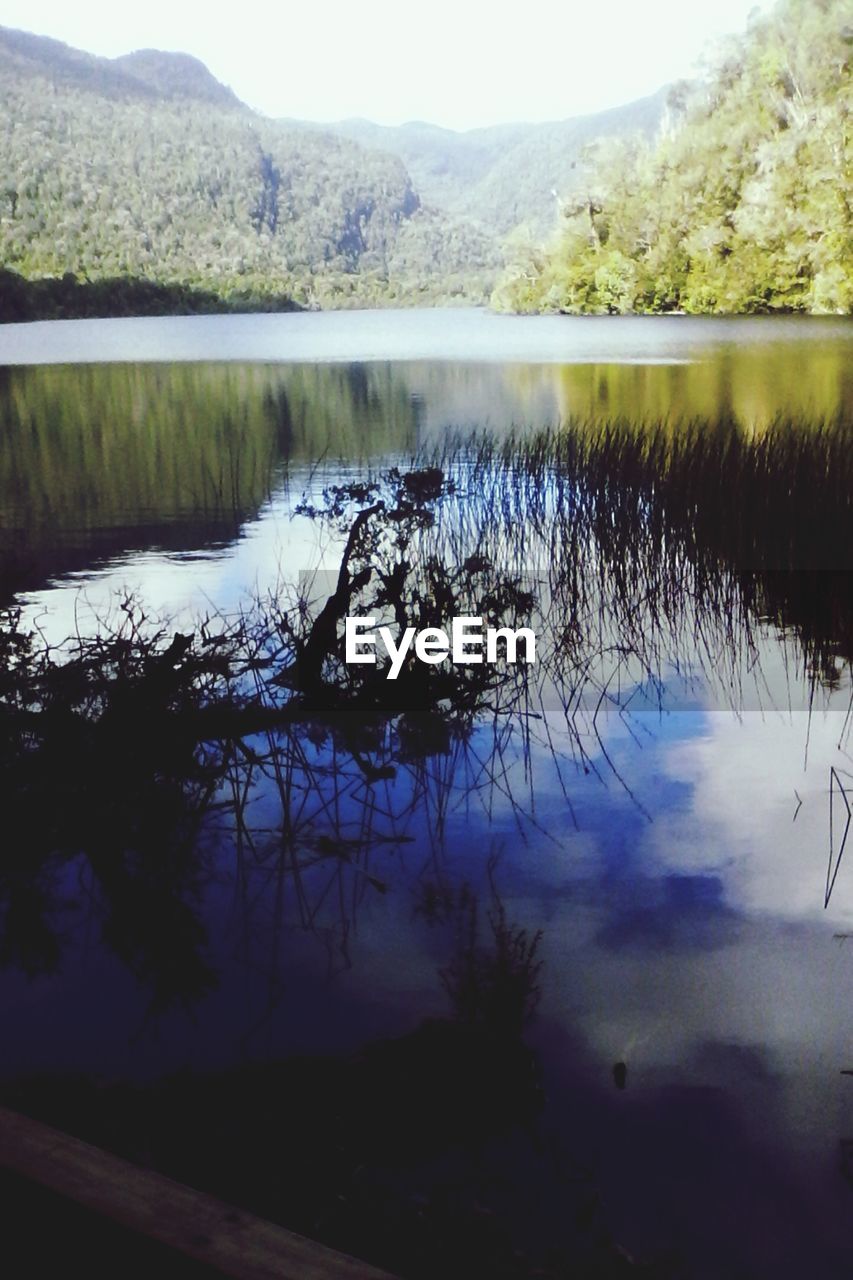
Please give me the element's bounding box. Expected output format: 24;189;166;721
494;0;852;314
0;27;498;313
1;0;850;319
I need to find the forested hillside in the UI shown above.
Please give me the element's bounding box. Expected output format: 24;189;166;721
3;0;848;320
324;90;668;237
494;0;852;314
0;27;498;314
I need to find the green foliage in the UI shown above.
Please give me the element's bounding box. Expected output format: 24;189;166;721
0;27;498;312
0;267;300;321
495;0;852;315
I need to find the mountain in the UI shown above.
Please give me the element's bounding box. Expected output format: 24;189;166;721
0;26;498;312
0;27;243;108
323;90;670;236
0;25;681;318
112;49;245;109
0;26;166;101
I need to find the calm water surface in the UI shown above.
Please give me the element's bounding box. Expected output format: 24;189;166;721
0;310;852;1277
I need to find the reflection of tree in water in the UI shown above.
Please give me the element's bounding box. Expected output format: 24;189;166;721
0;415;851;1008
416;855;544;1040
0;360;420;600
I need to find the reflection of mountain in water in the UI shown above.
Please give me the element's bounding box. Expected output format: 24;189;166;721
0;362;424;598
5;330;851;602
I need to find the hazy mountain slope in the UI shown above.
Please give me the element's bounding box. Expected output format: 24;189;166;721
472;90;671;234
0;27;498;311
316;118;532;215
0;25;165;102
323;89;669;235
112;50;245;109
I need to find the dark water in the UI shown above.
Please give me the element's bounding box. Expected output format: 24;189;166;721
0;311;852;1278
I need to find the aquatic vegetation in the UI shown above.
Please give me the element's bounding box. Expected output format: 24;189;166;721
1;404;851;1004
417;860;544;1039
1;402;850;1278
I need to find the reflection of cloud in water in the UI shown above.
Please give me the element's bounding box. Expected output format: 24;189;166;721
16;494;331;647
649;709;853;926
594;872;739;951
469;695;853;1187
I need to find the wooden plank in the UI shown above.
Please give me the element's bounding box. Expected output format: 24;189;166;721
0;1105;397;1280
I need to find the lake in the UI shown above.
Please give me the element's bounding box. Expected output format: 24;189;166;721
0;309;852;1279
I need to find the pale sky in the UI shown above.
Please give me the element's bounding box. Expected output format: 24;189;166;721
1;0;775;130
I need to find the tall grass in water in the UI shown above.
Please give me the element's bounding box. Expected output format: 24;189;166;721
1;411;850;997
418;412;853;687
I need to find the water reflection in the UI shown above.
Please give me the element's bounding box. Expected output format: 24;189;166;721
539;340;853;429
1;326;852;1276
0;362;421;599
2;454;850;1009
3;331;852;604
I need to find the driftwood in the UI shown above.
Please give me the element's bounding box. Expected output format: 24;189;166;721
0;1105;397;1280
